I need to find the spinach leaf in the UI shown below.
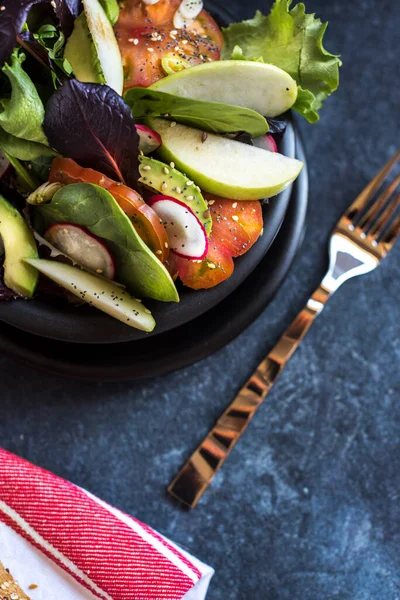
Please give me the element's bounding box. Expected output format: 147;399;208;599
33;24;73;77
37;183;179;303
44;80;141;189
0;49;48;145
124;88;269;137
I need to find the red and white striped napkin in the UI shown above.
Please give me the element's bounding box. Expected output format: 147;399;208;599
0;449;213;600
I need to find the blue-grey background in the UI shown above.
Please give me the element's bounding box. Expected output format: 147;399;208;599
1;0;399;598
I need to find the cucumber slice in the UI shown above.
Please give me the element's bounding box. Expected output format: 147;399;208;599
25;258;156;332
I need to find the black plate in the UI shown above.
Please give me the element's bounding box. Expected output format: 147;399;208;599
0;124;295;344
0;136;307;380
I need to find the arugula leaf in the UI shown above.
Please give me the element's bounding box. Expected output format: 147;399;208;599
34;24;73;77
0;0;46;67
0;49;48;145
1;149;40;191
43;80;141;189
222;0;342;122
37;182;179;302
124;88;269;137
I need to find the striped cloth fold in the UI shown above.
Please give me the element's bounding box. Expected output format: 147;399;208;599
0;449;213;600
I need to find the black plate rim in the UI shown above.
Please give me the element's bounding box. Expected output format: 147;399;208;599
0;133;308;381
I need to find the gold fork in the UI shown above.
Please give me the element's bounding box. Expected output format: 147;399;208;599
168;151;400;509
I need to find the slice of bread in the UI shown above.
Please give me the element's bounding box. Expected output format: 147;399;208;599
0;561;31;600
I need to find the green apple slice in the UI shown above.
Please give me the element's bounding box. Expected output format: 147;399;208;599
151;60;297;118
148;118;303;201
25;258;156;332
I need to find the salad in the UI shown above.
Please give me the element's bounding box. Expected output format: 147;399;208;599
0;0;341;332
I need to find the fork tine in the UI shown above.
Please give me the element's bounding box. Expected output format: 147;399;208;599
381;213;400;248
345;151;400;223
359;174;400;231
370;193;399;238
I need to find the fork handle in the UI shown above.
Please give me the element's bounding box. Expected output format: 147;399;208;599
168;282;332;508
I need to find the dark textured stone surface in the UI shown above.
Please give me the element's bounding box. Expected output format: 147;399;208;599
1;0;399;598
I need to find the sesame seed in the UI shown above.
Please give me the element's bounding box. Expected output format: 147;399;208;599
139;150;144;156
174;46;180;52
170;29;178;35
176;186;181;194
232;215;239;221
208;200;215;205
147;47;154;52
133;38;139;45
156;250;162;255
142;165;151;171
50;0;56;7
208;262;216;269
145;309;151;314
170;33;177;39
96;269;103;274
186;195;194;201
186;180;194;186
161;182;168;191
170;162;175;168
165;242;169;248
182;39;188;45
170;121;177;127
232;202;238;208
163;167;170;174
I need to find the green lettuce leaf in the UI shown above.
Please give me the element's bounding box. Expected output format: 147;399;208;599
0;128;56;161
222;0;342;122
0;49;48;144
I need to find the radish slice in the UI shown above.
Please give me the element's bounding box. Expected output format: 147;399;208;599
136;125;162;155
253;133;278;153
24;258;155;332
148;195;209;260
44;223;116;279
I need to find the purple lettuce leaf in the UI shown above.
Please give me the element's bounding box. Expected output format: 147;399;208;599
43;80;140;189
52;0;82;38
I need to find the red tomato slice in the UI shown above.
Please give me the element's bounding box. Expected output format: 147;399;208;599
49;158;170;263
169;196;263;289
114;0;224;90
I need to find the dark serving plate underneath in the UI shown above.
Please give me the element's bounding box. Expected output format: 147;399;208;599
0;136;308;380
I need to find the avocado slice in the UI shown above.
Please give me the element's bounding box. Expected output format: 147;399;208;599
0;195;38;297
139;155;212;236
64;0;123;95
